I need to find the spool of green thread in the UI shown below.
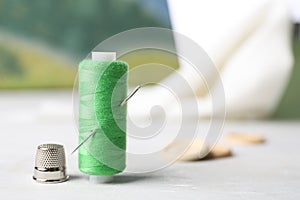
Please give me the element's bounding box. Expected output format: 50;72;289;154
78;52;127;181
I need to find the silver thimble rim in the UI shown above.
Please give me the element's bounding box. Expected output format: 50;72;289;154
33;174;69;184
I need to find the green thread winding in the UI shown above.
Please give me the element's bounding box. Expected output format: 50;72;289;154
78;60;127;175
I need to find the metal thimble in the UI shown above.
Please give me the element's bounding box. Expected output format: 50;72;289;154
33;144;68;183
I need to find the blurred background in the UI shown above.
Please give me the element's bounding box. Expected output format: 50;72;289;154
0;0;299;119
0;0;172;89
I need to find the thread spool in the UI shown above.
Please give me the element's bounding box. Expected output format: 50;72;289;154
78;52;127;183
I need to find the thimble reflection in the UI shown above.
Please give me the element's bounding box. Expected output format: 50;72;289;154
33;144;68;183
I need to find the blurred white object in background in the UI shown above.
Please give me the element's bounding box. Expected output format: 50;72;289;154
128;0;293;121
289;0;300;23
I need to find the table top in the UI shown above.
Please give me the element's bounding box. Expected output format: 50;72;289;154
1;90;300;200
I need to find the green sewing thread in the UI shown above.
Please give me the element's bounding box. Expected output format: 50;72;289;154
78;60;127;175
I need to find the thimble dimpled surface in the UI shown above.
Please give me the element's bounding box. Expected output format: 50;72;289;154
35;144;65;168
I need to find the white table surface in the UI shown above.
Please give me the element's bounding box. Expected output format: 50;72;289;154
0;90;299;200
